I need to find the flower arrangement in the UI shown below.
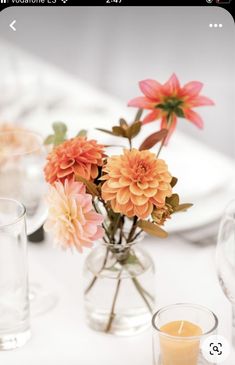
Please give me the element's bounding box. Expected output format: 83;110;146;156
44;74;213;334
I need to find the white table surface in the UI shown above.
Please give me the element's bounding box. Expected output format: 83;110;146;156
0;234;234;365
0;40;234;364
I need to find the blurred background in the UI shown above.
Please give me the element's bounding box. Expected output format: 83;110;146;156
0;5;234;234
0;6;234;156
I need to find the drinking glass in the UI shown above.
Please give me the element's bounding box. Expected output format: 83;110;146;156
0;130;57;316
152;303;218;365
216;200;235;347
0;198;30;350
0;129;47;234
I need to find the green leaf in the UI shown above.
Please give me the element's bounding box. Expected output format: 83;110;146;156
54;134;66;146
175;108;185;118
52;122;67;135
44;135;55;145
134;108;143;122
170;177;178;188
174;203;193;212
112;126;126;137
77;129;87;137
156;103;167;111
96;128;115;136
75;176;100;197
139;129;168;151
138;220;168;238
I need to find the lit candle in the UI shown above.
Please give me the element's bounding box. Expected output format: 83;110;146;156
159;320;202;365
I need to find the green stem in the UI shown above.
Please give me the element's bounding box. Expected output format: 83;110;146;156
129;228;143;243
127;251;155;303
134;108;143;122
84;247;109;295
156;113;173;158
92;201;111;242
131;277;153;313
111;214;122;243
133;276;154;302
127;216;138;243
118;216;125;244
105;270;122;333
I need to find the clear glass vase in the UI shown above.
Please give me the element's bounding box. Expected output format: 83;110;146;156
83;243;155;336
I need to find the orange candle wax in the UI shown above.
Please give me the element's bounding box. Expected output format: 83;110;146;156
159;320;202;365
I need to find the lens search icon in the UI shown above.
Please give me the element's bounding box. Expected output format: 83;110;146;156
201;335;230;363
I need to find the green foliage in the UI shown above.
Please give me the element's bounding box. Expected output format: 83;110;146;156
134;108;143;122
96;119;142;142
44;122;68;146
166;194;193;214
156;97;185;119
77;129;87;137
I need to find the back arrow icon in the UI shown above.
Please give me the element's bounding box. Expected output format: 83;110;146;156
10;20;16;31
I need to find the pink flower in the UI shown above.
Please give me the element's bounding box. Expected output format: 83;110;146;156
44;179;104;252
128;74;214;142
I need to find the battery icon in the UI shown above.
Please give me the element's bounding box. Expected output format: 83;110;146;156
216;0;231;3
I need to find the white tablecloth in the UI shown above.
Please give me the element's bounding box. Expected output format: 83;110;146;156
0;235;234;365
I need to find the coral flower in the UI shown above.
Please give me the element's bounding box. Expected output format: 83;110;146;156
101;149;172;219
128;74;214;142
44;179;104;252
44;137;105;184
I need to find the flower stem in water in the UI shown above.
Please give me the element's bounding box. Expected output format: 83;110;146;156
105;270;122;333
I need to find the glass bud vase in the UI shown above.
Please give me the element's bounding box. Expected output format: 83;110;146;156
83;242;155;336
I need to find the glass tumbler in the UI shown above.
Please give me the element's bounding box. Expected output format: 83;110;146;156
0;198;31;350
152;303;218;365
216;200;235;347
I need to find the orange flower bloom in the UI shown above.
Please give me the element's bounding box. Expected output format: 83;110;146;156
101;149;172;219
44;137;105;184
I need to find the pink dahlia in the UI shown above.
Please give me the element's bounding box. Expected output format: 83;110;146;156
128;73;214;142
44;179;104;252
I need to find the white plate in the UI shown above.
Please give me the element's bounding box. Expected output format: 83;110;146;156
165;180;235;233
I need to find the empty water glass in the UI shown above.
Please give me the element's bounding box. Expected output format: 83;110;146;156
216;200;235;347
0;198;30;350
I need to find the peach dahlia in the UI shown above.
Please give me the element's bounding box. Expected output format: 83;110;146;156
101;149;172;219
44;179;104;252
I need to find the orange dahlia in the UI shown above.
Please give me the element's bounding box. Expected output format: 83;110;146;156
44;137;105;184
101;149;172;219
